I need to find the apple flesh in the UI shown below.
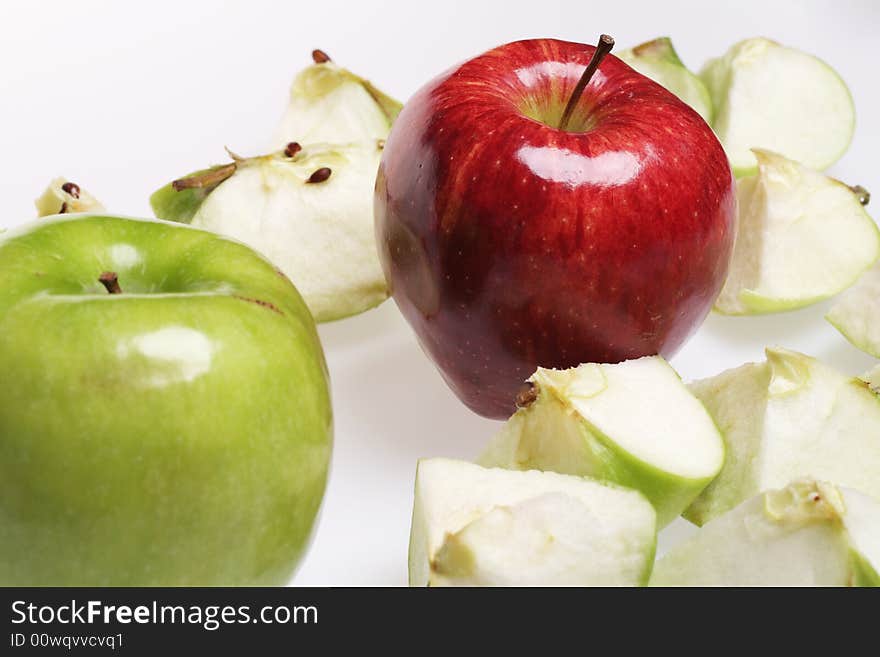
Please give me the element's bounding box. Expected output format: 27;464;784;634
0;215;332;585
684;348;880;526
273;52;401;146
617;37;712;123
714;150;879;314
152;141;389;322
478;356;724;526
652;479;880;586
700;37;855;177
376;38;736;419
153;53;402;323
35;178;104;216
410;458;656;586
826;261;880;357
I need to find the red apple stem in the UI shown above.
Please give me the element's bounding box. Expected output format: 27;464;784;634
98;271;122;294
558;34;615;131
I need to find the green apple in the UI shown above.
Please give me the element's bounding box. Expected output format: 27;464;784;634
617;37;712;122
478;356;724;527
714;149;879;314
826;261;880;357
35;178;104;217
701;37;855;177
0;214;332;585
685;348;880;526
152;141;388;322
410;458;656;586
652;479;880;586
273;50;401;147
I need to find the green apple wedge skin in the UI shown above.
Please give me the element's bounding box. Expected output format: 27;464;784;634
714;150;880;315
652;479;880;586
700;37;855;177
410;458;657;587
684;348;880;526
151;142;389;323
0;215;332;586
617;37;713;123
478;356;724;527
826;261;880;357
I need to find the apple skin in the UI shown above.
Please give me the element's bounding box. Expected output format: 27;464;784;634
375;38;736;418
0;215;332;585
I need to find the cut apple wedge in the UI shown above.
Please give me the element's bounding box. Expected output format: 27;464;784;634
617;37;712;123
153;53;402;322
685;348;880;526
35;178;104;217
714;150;879;315
409;458;656;586
652;479;880;586
826;261;880;357
151;141;388;322
700;37;854;176
478;356;724;527
273;53;401;147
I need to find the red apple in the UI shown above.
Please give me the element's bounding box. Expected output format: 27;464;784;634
375;37;736;419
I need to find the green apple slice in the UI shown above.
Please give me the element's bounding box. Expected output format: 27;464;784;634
685;348;880;526
151;141;388;322
35;178;104;217
652;479;880;586
617;37;712;123
478;356;724;527
273;54;402;147
826;261;880;357
410;458;656;586
700;37;855;176
714;150;879;315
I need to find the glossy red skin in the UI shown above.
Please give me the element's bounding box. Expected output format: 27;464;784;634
375;39;736;419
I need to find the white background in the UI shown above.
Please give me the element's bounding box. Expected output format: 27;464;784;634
1;0;877;585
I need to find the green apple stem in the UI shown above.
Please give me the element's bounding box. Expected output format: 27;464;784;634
558;34;615;131
172;163;238;192
98;272;122;294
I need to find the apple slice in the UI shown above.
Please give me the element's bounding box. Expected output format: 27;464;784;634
34;178;104;217
700;37;855;177
826;261;880;357
410;458;656;586
714;150;879;314
273;50;401;147
617;37;712;122
652;479;880;586
685;348;880;526
151;141;388;322
478;356;724;527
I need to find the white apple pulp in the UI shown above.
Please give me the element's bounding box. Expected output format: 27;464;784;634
701;37;855;176
409;458;656;586
479;356;724;526
653;479;880;586
686;348;880;525
714;150;879;314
